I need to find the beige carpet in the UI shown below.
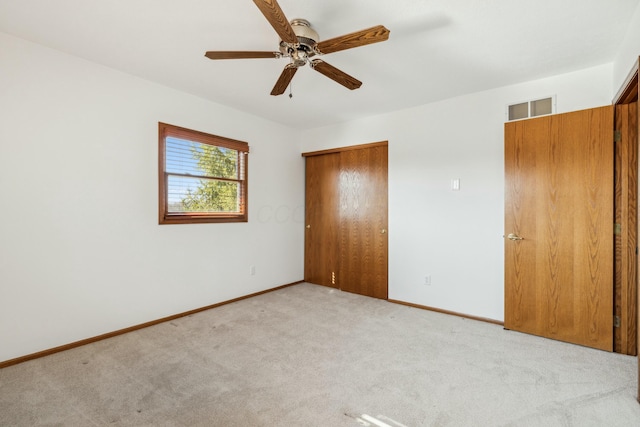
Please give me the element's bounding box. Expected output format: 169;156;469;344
1;283;639;426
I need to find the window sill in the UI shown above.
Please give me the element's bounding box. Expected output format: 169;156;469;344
160;214;248;225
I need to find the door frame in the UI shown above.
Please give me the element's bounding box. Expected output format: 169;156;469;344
613;55;639;402
302;141;389;157
613;100;638;356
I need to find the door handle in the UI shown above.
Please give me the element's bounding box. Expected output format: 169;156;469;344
306;224;311;229
381;229;387;234
507;233;524;241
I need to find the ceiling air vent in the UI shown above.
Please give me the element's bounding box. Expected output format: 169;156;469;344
507;96;556;121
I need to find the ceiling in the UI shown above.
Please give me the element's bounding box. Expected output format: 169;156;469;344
1;0;638;129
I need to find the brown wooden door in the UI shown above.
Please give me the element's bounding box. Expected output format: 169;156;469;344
304;143;388;299
304;153;340;288
504;105;614;351
339;145;389;299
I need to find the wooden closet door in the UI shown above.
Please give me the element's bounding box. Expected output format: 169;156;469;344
304;153;340;287
339;145;388;299
303;143;388;299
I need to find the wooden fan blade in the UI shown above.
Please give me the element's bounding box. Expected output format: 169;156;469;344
205;51;280;60
253;0;297;45
317;25;390;55
271;65;298;96
311;60;362;90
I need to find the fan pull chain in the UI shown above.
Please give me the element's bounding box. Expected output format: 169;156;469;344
289;82;293;99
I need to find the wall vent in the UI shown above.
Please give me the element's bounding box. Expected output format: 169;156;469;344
507;96;556;121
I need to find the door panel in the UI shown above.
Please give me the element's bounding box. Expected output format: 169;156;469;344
338;146;388;299
505;106;614;351
304;153;340;287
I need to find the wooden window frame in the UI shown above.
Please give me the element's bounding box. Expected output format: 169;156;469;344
158;122;249;224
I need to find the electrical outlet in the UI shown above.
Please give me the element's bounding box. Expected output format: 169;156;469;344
250;266;256;276
424;275;431;286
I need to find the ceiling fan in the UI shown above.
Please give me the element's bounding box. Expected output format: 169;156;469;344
204;0;390;96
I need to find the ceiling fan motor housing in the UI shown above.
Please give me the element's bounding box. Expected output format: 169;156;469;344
280;19;319;61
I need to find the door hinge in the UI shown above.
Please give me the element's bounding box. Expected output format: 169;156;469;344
614;223;621;235
614;130;622;142
614;316;621;328
331;271;336;285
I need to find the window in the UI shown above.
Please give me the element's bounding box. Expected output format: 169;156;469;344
507;96;556;121
158;122;249;224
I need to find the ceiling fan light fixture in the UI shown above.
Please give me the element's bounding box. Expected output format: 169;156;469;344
291;50;308;67
204;0;390;95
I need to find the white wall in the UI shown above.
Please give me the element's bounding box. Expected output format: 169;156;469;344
0;20;628;363
613;1;640;92
0;32;305;362
301;64;613;322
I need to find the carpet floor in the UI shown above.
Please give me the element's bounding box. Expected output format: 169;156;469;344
1;283;639;426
